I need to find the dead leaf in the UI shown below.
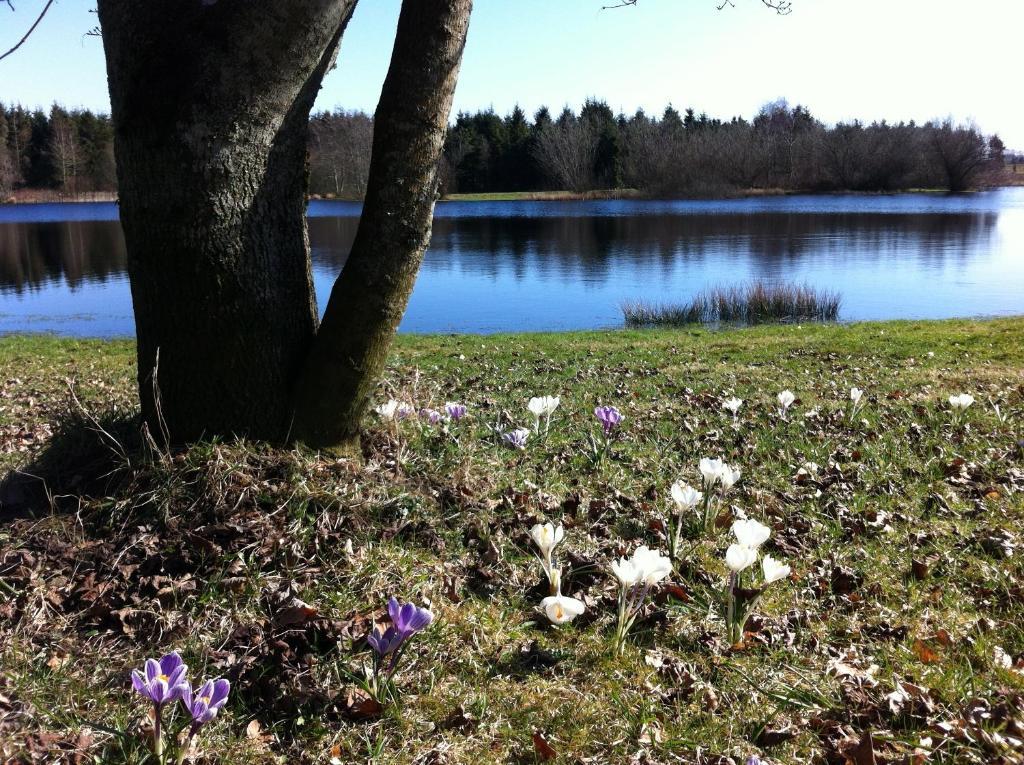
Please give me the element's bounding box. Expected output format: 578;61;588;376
532;731;557;761
275;600;318;628
441;705;478;733
910;559;929;580
756;722;796;746
913;638;941;664
342;688;383;721
843;729;877;765
638;721;665;745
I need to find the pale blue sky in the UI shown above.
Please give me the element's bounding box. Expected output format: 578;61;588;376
2;0;1022;147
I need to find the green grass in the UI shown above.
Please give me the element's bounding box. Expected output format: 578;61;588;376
2;318;1024;764
440;189;643;202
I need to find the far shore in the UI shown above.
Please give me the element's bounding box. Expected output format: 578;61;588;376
4;177;1022;206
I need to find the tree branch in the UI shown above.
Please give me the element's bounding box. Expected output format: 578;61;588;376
0;0;57;63
603;0;792;12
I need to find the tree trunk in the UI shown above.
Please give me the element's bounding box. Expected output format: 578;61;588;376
291;0;473;451
97;1;356;442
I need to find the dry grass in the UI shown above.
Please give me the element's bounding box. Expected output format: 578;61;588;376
1;319;1023;764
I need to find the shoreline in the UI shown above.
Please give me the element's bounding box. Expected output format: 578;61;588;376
3;315;1023;344
4;184;1021;206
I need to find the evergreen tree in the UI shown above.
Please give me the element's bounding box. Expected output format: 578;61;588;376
662;104;684;134
581;98;622;188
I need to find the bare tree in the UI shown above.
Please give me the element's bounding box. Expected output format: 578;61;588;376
0;109;14;197
532;111;598;192
928;118;988;192
48;107;79;194
309;110;374;199
0;147;13;197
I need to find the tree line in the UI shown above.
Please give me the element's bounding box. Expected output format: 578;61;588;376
317;99;1009;197
3;99;1010;200
0;103;116;196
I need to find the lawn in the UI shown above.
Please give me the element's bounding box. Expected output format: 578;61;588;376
1;319;1023;764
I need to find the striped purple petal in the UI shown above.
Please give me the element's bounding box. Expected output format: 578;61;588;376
158;652;183;677
209;679;231;709
131;670;147;695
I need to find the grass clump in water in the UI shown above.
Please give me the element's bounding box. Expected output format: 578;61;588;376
623;280;841;327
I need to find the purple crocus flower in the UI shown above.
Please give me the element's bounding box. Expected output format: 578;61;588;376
180;678;231;727
594;405;623;436
503;427;530;450
130;652;188;706
396;403;415;420
388;597;434;638
367;598;434;658
367;624;405;656
445;402;467;421
366;598;435;692
419;408;443;425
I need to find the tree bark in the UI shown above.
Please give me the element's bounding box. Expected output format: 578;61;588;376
97;1;356;442
290;0;473;451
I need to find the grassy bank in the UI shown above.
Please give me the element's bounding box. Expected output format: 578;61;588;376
440;189;645;202
1;189;119;205
2;319;1023;764
437;187;996;203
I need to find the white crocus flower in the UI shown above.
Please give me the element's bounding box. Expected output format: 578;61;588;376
541;594;586;625
762;554;791;584
699;457;726;487
670;481;702;511
850;387;863;406
548;567;562;594
732;518;771;549
723;397;743;417
725;543;758;573
718;464;741;492
374;399;400;420
611;545;672;653
611;555;642;588
948;393;974;410
632;545;673;586
530;522;564;561
777;390;796;414
528;395;560;433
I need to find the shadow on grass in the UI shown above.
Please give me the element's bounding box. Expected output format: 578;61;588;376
0;406;143;522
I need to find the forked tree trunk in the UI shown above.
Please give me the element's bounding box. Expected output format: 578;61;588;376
97;1;356;441
98;0;472;450
291;0;473;450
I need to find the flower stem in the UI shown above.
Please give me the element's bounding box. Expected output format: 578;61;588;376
726;572;737;645
175;725;198;765
153;703;164;761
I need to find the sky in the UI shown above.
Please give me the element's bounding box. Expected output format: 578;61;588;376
2;0;1023;148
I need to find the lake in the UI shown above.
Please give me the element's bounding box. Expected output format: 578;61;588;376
1;189;1023;336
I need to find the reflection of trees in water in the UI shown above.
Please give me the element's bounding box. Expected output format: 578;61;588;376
0;222;127;293
411;213;1000;284
0;211;1001;292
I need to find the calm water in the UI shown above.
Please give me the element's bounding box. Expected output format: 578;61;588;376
1;190;1023;336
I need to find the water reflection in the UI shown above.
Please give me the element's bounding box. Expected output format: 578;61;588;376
0;190;1021;336
0;221;127;294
